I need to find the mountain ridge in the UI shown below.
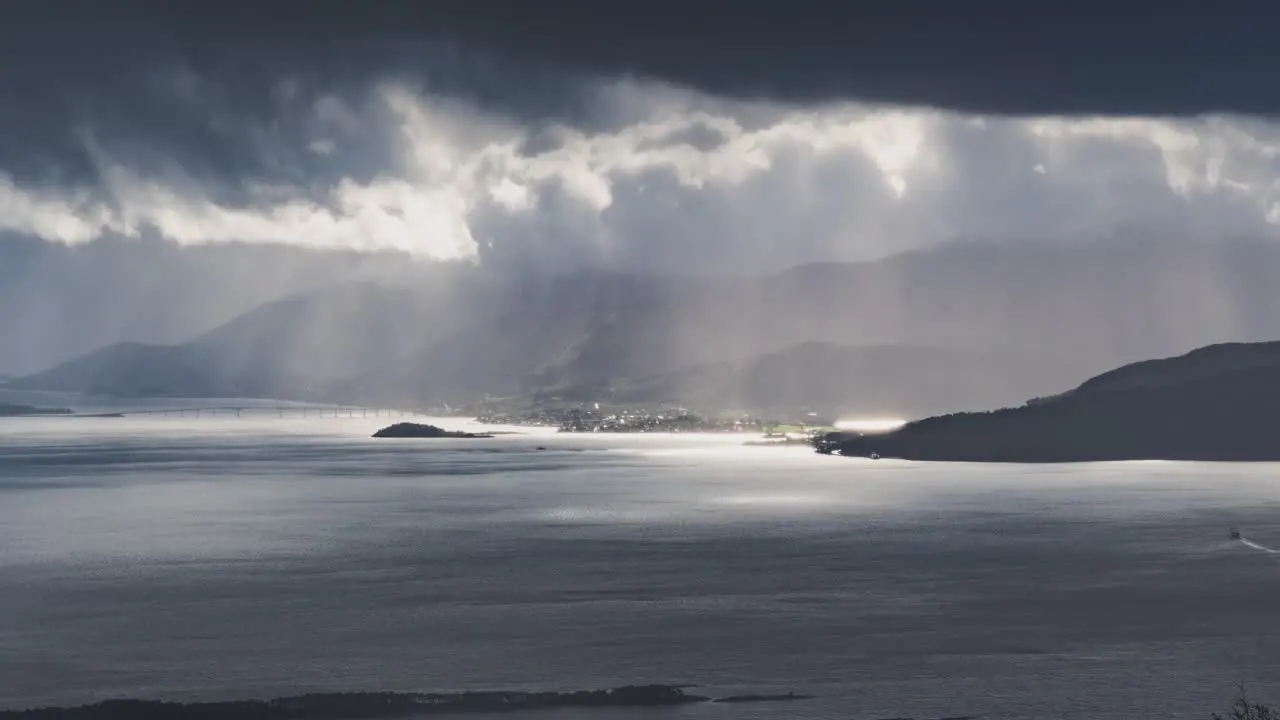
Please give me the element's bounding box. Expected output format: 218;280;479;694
526;341;1063;417
13;240;1280;415
822;339;1280;462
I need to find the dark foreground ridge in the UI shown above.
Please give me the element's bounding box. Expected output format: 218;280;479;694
817;340;1280;462
372;422;494;439
0;684;814;719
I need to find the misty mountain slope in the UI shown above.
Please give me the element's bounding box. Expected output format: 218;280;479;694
764;240;1280;361
826;340;1280;462
7;283;462;400
189;282;464;384
326;272;748;406
332;274;710;406
3;342;308;399
16;239;1280;410
532;342;1056;416
0;236;455;377
518;239;1280;407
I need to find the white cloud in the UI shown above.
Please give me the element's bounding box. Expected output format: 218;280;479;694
6;78;1280;271
307;139;337;156
0;175;115;244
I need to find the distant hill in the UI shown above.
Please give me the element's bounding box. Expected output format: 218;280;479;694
528;342;1058;417
16;240;1280;414
0;235;463;377
7;283;462;401
824;340;1280;462
291;239;1280;412
4;342;314;399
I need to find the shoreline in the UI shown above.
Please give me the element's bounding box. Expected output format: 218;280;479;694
0;684;812;718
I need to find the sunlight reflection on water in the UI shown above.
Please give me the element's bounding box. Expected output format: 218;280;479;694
4;415;1280;719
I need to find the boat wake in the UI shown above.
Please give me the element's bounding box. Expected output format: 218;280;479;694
1239;538;1280;555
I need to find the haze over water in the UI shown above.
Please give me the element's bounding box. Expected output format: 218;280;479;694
3;413;1280;719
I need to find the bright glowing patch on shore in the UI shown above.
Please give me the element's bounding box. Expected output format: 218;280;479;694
834;417;907;433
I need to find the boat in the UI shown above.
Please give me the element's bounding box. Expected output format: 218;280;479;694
869;452;881;460
1229;527;1241;540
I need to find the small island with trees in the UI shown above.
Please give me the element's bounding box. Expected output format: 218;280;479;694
371;422;494;439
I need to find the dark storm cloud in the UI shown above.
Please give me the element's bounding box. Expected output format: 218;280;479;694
8;0;1280;391
5;1;1277;226
0;2;597;186
398;1;1280;116
5;0;1280;122
6;0;1280;372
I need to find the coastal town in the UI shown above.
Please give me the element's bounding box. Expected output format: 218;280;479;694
475;403;833;438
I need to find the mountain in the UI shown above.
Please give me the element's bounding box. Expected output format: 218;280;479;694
7;283;457;401
1071;341;1280;394
822;340;1280;462
4;342;311;399
186;282;464;385
526;342;1060;417
15;239;1280;414
0;235;452;377
399;239;1280;409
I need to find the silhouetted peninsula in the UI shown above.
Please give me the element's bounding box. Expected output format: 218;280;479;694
372;422;493;439
0;684;818;718
819;341;1280;462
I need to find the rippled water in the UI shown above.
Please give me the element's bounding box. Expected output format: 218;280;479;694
3;414;1280;719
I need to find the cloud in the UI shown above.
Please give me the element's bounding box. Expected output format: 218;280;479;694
5;72;1280;273
8;4;1280;115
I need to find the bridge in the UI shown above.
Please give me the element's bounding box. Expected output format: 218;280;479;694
97;405;429;419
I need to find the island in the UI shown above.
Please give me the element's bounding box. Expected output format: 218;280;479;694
816;340;1280;462
0;402;73;417
371;422;494;439
0;683;813;719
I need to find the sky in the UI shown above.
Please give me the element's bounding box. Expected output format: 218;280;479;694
5;3;1280;372
6;3;1280;269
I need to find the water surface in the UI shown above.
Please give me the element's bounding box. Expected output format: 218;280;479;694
2;414;1279;719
